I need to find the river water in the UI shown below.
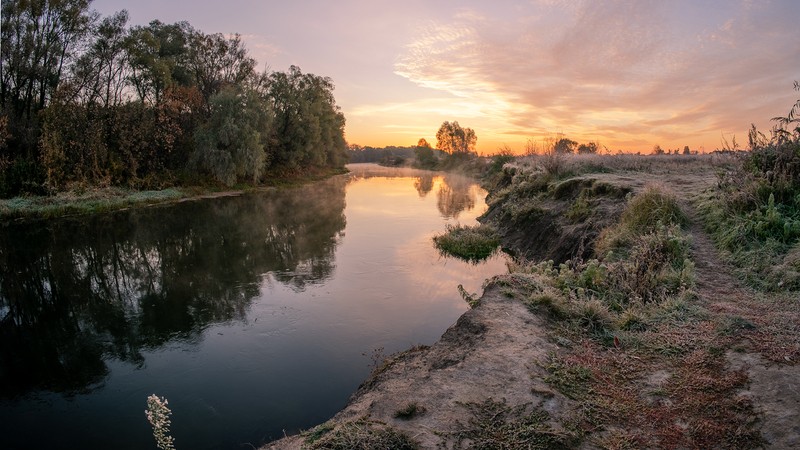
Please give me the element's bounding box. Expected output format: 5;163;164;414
0;164;507;449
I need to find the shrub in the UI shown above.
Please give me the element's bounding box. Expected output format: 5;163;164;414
698;85;800;290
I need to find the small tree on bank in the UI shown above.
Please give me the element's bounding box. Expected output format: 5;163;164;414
577;141;599;154
436;121;477;155
553;137;577;154
414;138;437;169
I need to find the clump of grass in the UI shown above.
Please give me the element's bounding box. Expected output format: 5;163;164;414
394;402;426;420
543;355;593;400
597;185;686;254
716;315;757;336
433;223;500;262
305;419;418;449
439;398;578;449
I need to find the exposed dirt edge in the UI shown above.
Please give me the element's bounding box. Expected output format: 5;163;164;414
264;285;576;449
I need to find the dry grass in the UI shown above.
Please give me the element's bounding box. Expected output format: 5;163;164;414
544;336;762;449
436;398;578;449
304;418;419;450
515;152;739;178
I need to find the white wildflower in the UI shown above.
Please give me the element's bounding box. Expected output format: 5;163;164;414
145;394;176;450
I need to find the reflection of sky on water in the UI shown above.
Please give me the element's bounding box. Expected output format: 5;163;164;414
0;163;507;449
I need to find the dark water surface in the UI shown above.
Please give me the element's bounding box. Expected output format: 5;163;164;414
0;164;507;449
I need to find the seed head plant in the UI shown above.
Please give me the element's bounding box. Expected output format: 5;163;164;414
146;394;176;450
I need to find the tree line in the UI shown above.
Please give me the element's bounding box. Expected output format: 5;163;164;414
0;0;348;197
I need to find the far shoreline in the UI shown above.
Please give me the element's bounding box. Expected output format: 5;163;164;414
0;167;349;223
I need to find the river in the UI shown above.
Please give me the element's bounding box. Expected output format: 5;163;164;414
0;164;507;449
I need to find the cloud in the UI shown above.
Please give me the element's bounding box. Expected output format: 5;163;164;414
392;0;800;150
236;34;283;68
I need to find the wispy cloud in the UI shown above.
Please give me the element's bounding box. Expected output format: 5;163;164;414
237;34;283;69
391;0;800;151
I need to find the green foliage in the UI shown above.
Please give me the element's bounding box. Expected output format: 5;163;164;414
414;141;438;169
597;185;686;253
192;86;270;185
565;191;592;222
1;0;94;156
553;138;577;155
1;8;348;197
544;357;593;400
576;142;599;154
487;146;516;174
699;83;800;290
495;188;695;340
433;224;500;262
187;32;256;105
0;157;46;197
267;66;348;172
604;224;695;304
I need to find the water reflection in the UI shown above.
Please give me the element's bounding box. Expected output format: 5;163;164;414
347;164;478;219
0;178;347;398
414;174;435;198
437;174;477;219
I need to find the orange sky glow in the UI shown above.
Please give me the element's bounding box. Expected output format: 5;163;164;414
95;0;800;154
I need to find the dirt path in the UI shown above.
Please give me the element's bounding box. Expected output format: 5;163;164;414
676;189;800;449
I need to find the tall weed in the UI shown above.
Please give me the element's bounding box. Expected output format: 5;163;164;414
700;85;800;290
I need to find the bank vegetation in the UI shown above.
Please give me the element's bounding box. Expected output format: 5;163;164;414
0;0;348;203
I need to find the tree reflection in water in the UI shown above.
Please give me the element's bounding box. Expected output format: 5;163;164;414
436;174;478;219
0;177;347;398
414;174;434;198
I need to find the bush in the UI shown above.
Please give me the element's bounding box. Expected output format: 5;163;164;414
699;87;800;290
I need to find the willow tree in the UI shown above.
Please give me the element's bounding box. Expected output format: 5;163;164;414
267;65;347;171
435;121;476;155
192;85;270;185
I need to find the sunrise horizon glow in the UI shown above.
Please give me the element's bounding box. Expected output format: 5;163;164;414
93;0;800;154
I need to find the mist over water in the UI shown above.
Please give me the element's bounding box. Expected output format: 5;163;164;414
0;164;506;449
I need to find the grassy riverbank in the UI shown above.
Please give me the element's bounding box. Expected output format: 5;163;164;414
267;152;800;449
0;167;347;222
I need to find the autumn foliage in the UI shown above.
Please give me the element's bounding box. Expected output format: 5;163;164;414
0;2;348;196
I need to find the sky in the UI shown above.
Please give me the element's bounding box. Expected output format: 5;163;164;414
92;0;800;154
